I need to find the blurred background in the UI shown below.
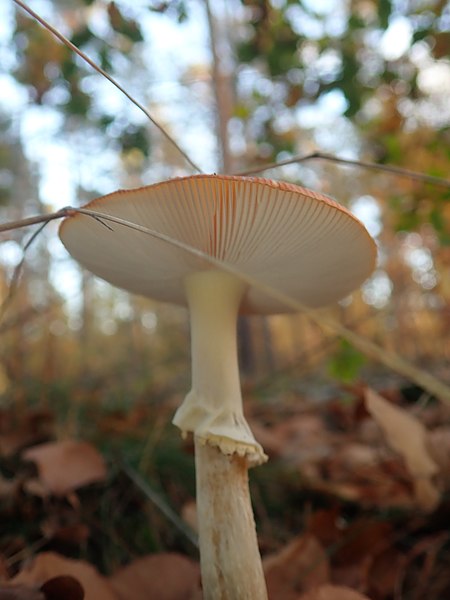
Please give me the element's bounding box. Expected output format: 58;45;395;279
1;0;449;407
0;0;450;591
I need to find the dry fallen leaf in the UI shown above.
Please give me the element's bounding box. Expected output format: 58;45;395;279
298;584;371;600
110;553;200;600
326;517;392;591
365;388;440;511
23;441;107;496
40;576;84;600
276;414;334;464
12;552;117;600
426;426;450;487
367;547;405;599
263;534;329;600
312;454;414;510
0;409;53;458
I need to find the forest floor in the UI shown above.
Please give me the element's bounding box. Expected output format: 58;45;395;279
1;375;450;600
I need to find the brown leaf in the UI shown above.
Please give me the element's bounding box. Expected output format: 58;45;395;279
263;534;329;600
311;457;414;509
426;426;450;486
276;414;333;464
110;553;200;600
40;576;84;600
13;552;117;600
43;522;90;546
368;547;405;599
298;584;371;600
365;388;440;511
0;434;37;459
0;409;53;458
333;519;392;566
23;441;107;496
330;518;393;592
307;508;341;548
0;476;19;499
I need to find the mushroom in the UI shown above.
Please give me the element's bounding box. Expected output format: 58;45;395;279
59;174;376;599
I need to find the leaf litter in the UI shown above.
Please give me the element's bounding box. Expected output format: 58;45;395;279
1;384;450;598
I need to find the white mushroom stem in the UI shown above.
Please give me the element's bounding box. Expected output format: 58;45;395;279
173;269;268;598
195;439;268;600
173;269;266;464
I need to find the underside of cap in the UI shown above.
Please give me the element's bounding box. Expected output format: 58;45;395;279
59;174;377;314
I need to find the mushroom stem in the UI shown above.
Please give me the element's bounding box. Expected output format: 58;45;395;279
195;438;268;599
173;269;267;597
173;269;266;464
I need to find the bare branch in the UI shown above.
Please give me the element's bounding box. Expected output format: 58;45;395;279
236;151;450;188
12;0;203;175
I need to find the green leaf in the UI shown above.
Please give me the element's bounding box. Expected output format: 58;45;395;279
71;26;94;48
328;339;366;383
378;0;392;30
148;0;188;22
437;231;450;246
60;57;78;80
98;115;115;129
65;85;91;116
237;41;259;64
233;103;251;119
383;135;402;162
430;207;444;232
395;210;420;232
430;207;450;245
412;28;431;44
336;51;362;117
119;125;150;157
176;2;188;23
348;14;365;30
99;45;113;72
107;2;144;43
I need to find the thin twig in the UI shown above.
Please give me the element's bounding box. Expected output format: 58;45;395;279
0;220;51;319
5;536;48;568
121;460;198;548
73;209;450;405
12;0;202;174
236;151;450;188
0;207;74;234
0;208;75;319
2;206;450;405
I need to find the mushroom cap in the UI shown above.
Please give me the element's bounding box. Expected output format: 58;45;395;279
59;174;376;314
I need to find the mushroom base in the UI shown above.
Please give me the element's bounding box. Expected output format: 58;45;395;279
195;437;268;600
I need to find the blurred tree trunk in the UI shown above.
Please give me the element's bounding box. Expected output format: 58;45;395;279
204;0;234;174
205;0;262;375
